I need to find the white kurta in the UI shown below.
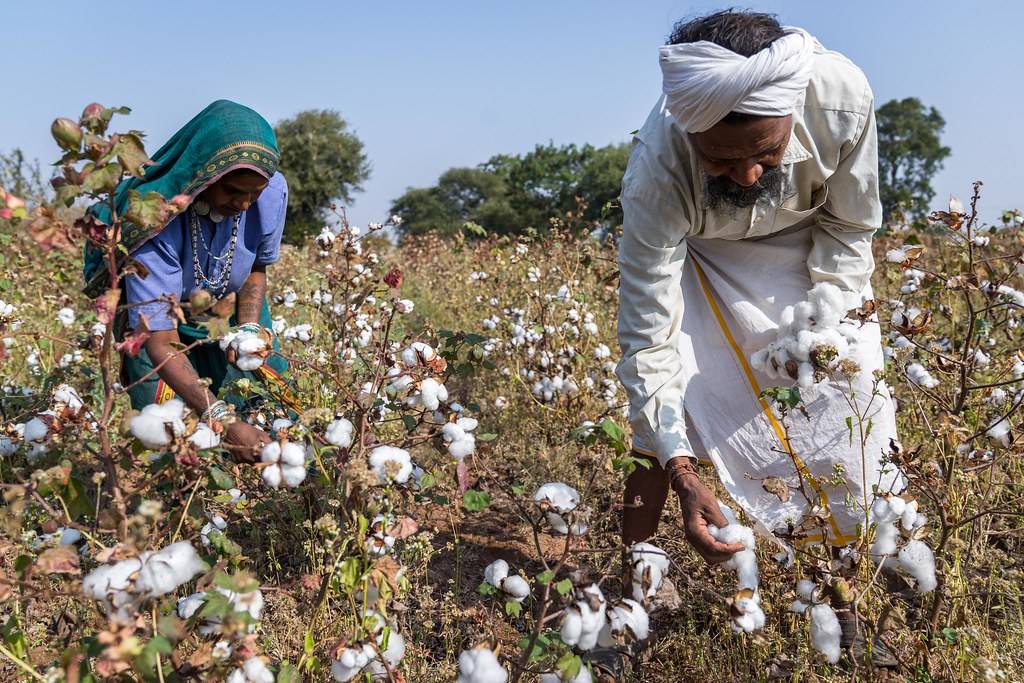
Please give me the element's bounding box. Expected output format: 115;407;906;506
616;47;903;542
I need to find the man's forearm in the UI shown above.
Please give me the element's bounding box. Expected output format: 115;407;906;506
236;266;267;325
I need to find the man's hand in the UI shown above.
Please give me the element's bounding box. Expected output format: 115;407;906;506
224;422;271;463
667;457;745;564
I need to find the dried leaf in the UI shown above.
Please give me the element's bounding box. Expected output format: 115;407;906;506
386;516;419;539
846;299;878;325
35;546;81;576
761;477;791;503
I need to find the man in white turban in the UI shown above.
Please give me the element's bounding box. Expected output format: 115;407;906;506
616;9;901;667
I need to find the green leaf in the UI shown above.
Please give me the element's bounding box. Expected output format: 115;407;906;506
207;466;235;490
556;652;583;681
111;132;152;178
555;578;574;596
418;472;436;491
277;662;301;683
536;570;555;585
82;161;122;194
478;581;499;597
125;190;174;229
505;599;523;617
941;627;958;644
206;530;241;558
462;490;491;512
518;633;551;662
55;182;82;207
401;414;418;431
478;433;498;442
304;630;315;656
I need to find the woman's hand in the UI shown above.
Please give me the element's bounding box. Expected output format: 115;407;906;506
224;421;272;463
667;457;745;564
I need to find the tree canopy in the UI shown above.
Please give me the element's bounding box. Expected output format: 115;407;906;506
274;109;370;244
876;97;951;221
390;142;629;239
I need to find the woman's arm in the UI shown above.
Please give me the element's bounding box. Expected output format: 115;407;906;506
143;330;270;461
235;264;267;325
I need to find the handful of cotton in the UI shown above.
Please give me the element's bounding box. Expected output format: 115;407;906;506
751;282;861;388
534;482;587;535
83;542;207;621
628;542;670;603
789;579;842;664
220;328;270;372
260;439;307;489
560;584;608;651
708;504;764;633
129;399;188;449
871;494;936;593
482;559;531;603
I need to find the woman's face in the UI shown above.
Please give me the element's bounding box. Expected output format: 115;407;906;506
199;169;270;217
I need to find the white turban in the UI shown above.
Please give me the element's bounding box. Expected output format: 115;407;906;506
659;27;822;133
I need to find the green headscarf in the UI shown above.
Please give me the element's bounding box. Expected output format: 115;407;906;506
83;100;280;298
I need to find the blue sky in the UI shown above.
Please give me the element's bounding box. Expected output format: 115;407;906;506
5;1;1022;227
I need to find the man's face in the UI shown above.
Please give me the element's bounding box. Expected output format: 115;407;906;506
200;169;270;217
689;114;792;210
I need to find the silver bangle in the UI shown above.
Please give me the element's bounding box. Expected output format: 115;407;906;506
201;400;231;423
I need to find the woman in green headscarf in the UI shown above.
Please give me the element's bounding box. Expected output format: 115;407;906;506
85;100;295;461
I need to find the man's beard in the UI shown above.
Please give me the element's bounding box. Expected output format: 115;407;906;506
703;165;786;211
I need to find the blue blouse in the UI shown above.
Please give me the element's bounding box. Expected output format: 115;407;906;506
125;172;288;331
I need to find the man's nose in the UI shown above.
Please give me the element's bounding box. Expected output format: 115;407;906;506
730;162;763;187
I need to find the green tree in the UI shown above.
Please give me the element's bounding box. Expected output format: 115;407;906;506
0;148;47;203
391;141;629;239
876;98;951;220
274;110;370;244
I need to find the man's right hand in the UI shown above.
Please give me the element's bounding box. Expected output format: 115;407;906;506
667;457;745;564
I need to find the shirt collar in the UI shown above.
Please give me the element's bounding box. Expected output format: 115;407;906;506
781;129;812;165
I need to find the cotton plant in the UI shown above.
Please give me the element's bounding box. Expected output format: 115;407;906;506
534;483;587;535
260;439;307;489
368;445;413;485
82;541;207;621
708;503;764;633
481;559;531;603
870;494;937;593
442;417;478;461
597;598;650;647
751;282;861;388
177;585;265;636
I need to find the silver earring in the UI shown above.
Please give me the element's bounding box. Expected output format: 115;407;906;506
193;200;210;216
209;210;225;223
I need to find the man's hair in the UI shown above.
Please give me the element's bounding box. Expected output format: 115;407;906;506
668;9;784;56
667;10;786;124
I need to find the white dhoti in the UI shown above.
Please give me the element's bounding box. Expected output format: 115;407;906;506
663;226;903;544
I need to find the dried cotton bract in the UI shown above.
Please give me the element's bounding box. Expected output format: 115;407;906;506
629;542;670;603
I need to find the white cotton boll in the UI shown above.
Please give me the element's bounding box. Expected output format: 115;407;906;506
600;599;650;644
23;416;50;443
176;592;206;619
900;500;920;532
906;362;939;388
325;417;354;448
457;417;478;431
534;482;580;513
483;559;509;586
135;542;206;598
278;442;305;467
872;525;899;560
200;515;227;547
228;657;274;683
53;384;84;413
790;599;810;615
986;419;1012;447
235;355;265;372
898;540;938;593
544;511;588;536
500;574;531;602
796;579;817;603
560;584;607;651
974;349;991;367
887;495;907;518
368;446;413;484
82;557;142;602
189;423;221;450
630;542;670;601
281;463;307;488
540;668;593;683
331;644;376;682
810;603;842;664
457;647;508;683
871;495;897;524
130;399;187;449
416;378;448;411
271;418;293;433
57;307;76;327
886;248;908;263
262;465;283;489
731;593;766;633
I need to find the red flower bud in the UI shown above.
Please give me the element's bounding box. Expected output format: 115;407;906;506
51;117;83;152
384;267;404;289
